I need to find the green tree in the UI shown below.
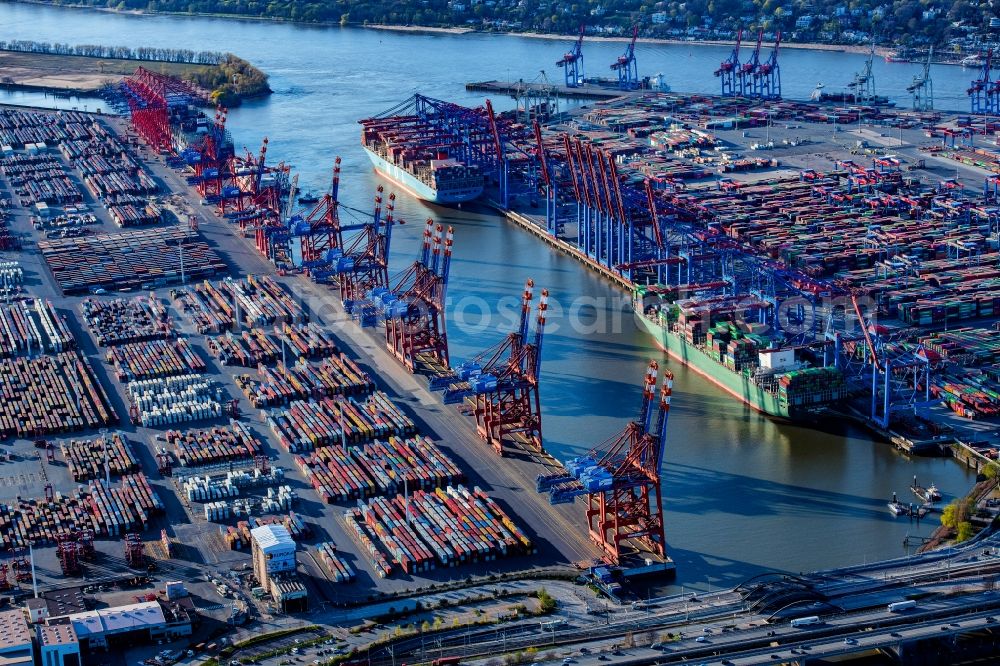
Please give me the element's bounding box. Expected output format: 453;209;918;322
957;521;975;542
536;587;557;614
983;462;1000;480
941;499;962;528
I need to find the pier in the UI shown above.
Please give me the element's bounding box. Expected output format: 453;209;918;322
466;80;629;100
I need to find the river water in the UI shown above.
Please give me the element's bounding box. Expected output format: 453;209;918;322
0;3;983;590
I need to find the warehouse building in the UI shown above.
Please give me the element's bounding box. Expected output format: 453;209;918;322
47;600;192;651
38;623;80;666
0;609;33;666
251;524;307;612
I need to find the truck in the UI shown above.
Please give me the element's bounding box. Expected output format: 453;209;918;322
790;616;821;628
888;600;917;612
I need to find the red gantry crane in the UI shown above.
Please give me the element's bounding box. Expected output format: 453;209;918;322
969;49;999;114
538;361;672;565
445;279;548;456
118;67;204;153
292;157;343;269
384;221;454;374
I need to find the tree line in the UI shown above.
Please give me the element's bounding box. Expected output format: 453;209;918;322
0;39;224;64
15;0;1000;50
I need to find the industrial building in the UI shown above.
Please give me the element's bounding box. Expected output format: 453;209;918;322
251;524;307;612
0;609;32;666
37;623;80;666
46;600;192;651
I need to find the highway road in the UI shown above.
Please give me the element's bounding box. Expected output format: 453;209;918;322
370;532;1000;666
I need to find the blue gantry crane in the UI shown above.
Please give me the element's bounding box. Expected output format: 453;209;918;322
612;25;640;90
557;25;586;88
969;49;999;115
754;31;782;100
715;29;743;97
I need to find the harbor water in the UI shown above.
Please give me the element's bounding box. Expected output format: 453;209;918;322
0;3;981;590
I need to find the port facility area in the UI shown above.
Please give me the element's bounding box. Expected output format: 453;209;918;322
469;89;1000;454
4;74;1000;661
0;100;609;650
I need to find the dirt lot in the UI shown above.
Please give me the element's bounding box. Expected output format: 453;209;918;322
0;50;208;93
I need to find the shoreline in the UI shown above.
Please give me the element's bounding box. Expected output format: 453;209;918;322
9;1;897;58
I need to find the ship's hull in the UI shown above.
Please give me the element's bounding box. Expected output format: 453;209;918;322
633;310;799;420
363;147;483;204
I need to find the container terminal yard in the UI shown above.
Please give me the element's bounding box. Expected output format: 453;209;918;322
1;32;1000;666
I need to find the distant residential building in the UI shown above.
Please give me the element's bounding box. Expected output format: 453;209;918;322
590;5;606;16
651;12;668;24
796;15;814;28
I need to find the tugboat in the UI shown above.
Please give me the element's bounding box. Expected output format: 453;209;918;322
888;492;908;516
297;191;319;204
889;492;928;518
911;476;943;503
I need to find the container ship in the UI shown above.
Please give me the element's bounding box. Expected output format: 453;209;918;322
634;286;847;420
359;117;484;204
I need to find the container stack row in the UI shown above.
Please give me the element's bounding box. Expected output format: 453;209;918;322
172;276;305;333
0;108;92;147
0;261;22;288
236;355;374;408
180;467;286;501
39;228;227;294
0;472;163;548
0;352;117;439
0;154;81;206
345;485;533;576
921;327;1000;367
126;374;225;427
0;299;75;358
166;421;265;467
294;436;463;503
106;338;205;382
315;542;356;583
61;432;140;482
277;323;339;360
267;393;417;452
81;295;173;347
208;329;281;367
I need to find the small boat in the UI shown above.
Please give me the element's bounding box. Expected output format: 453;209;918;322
888;491;906;515
962;54;985;68
889;491;927;518
911;476;943;503
298;191;319;204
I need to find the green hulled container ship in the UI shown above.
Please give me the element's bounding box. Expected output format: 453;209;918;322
634;286;847;420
